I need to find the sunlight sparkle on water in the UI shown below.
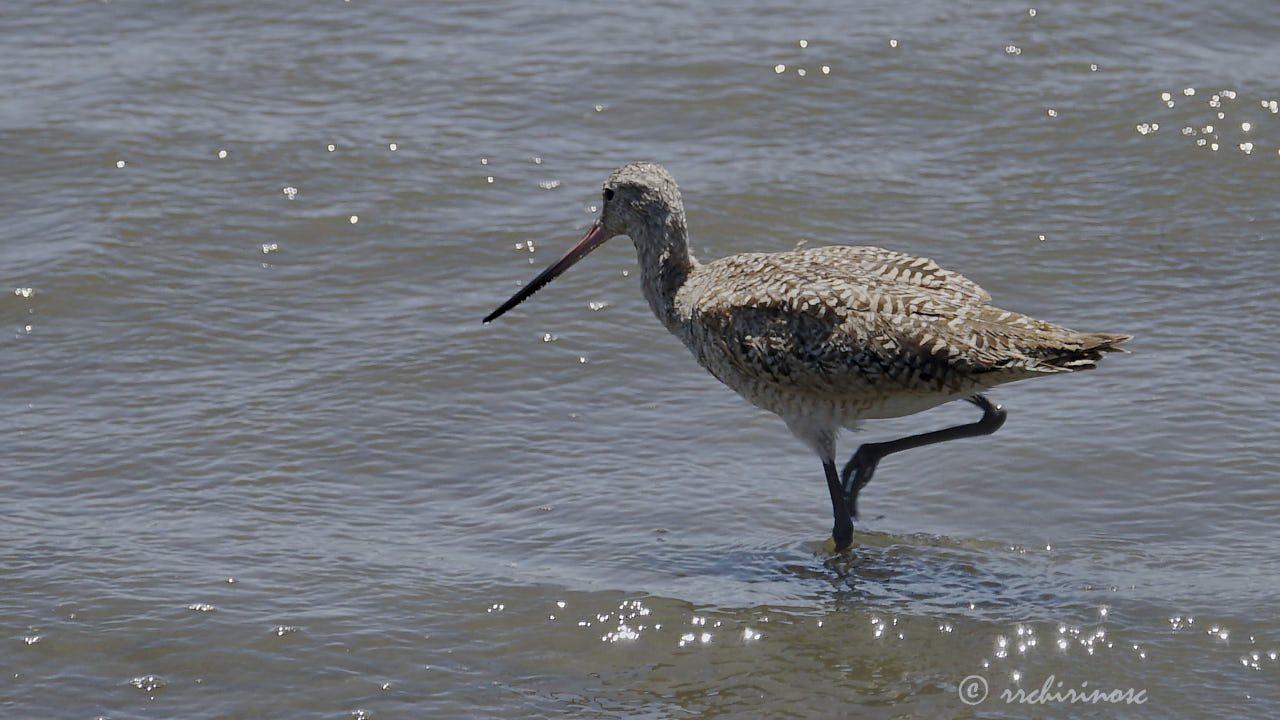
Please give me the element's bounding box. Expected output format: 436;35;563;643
130;675;166;692
602;624;641;643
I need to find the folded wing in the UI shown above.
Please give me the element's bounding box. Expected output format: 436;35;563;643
676;246;1129;399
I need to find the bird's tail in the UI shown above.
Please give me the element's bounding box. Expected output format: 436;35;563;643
1036;331;1131;371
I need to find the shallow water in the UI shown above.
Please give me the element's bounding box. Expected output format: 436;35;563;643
3;1;1278;717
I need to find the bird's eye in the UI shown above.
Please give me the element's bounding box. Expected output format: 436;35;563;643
603;188;615;201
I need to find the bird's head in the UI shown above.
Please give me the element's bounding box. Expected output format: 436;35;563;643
483;162;682;324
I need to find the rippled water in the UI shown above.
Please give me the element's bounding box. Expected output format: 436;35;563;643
4;1;1278;717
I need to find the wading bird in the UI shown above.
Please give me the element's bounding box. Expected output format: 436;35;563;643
484;163;1129;549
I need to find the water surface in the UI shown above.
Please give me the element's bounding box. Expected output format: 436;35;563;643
3;1;1278;717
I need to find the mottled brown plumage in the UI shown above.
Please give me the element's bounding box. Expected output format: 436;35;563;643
485;162;1130;549
676;244;1127;451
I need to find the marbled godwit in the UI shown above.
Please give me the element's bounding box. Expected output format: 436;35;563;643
484;162;1129;550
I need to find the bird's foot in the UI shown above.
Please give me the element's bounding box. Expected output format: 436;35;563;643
831;526;853;552
840;444;882;520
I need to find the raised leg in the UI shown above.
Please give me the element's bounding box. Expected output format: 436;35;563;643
824;460;854;550
841;395;1007;519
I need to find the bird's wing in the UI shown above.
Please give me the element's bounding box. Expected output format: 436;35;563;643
793;245;992;306
676;247;1119;398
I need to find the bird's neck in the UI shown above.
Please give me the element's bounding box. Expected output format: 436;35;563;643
632;213;697;333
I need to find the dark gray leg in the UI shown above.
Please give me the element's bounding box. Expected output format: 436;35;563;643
824;460;854;550
841;395;1007;519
